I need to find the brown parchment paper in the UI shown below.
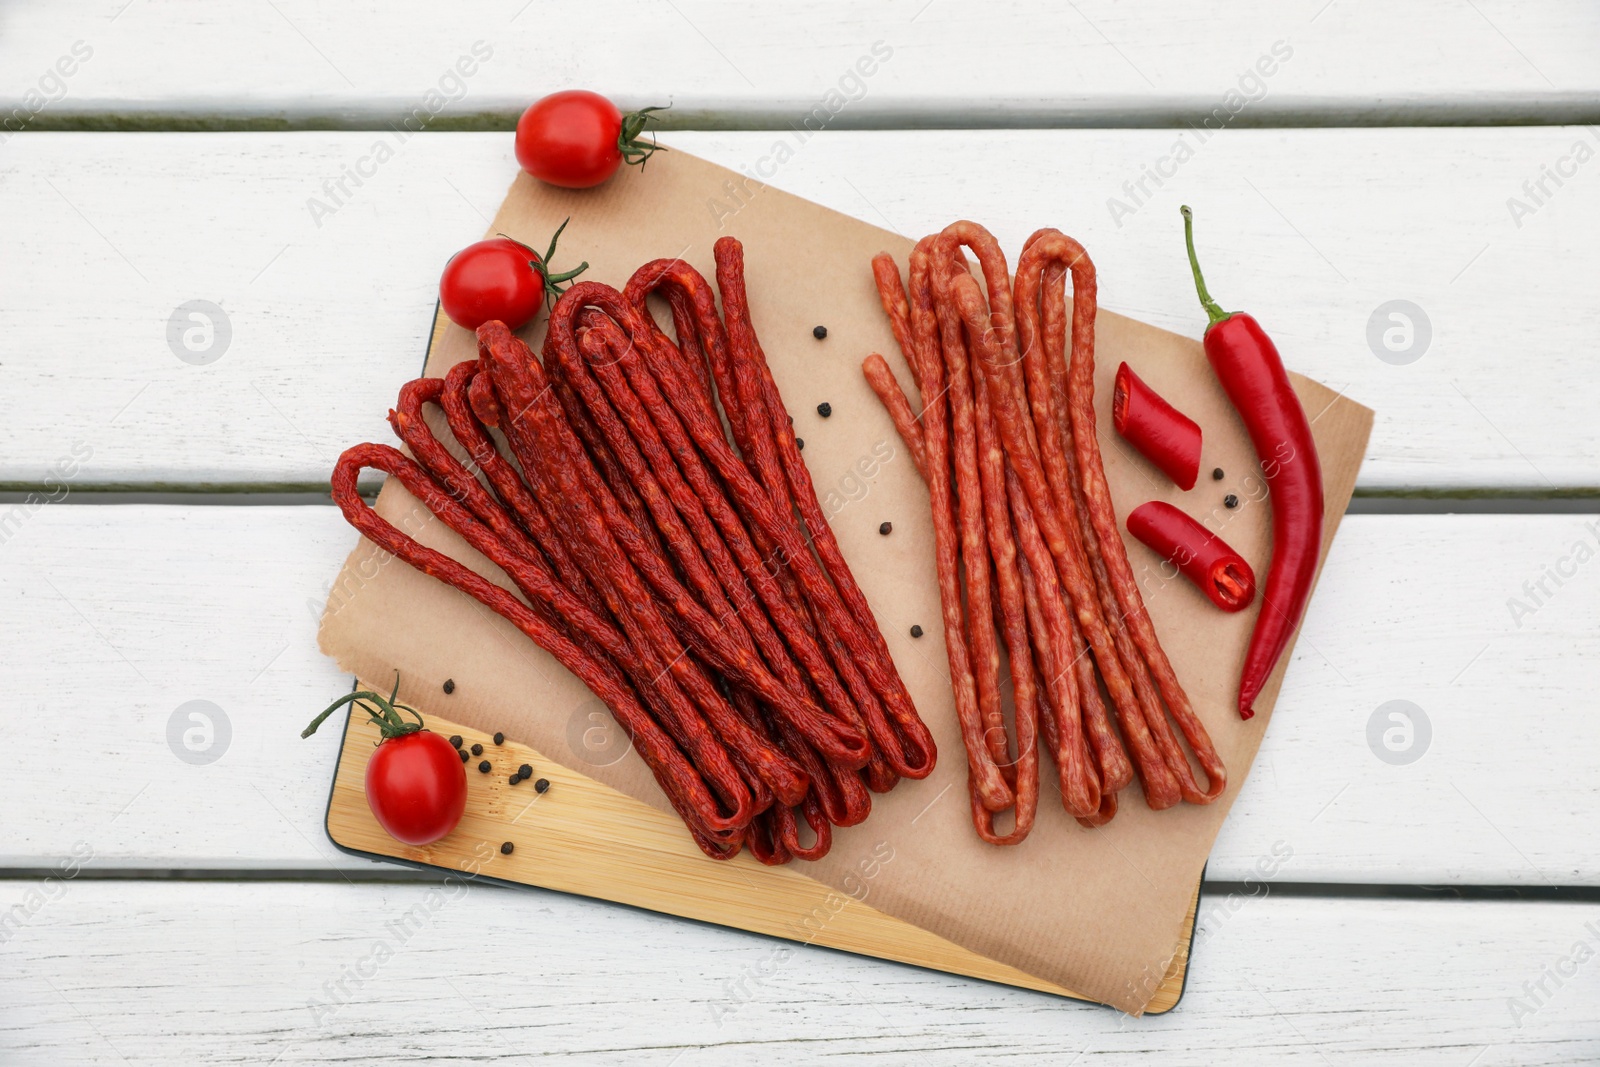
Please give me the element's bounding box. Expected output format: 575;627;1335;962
318;148;1373;1014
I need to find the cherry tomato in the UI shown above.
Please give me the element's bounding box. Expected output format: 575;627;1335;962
302;680;468;849
439;237;544;331
364;729;467;846
515;90;667;189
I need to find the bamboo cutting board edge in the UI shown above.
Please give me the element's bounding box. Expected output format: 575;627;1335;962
323;691;1198;1014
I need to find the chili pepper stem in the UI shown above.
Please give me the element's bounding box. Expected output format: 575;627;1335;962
1180;206;1232;328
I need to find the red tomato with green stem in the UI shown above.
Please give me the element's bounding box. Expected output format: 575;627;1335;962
303;675;467;846
438;219;588;330
515;90;668;189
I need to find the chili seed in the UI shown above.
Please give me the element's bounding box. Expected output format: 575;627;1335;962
478;760;491;773
493;732;505;745
471;743;483;756
459;749;469;763
500;841;514;855
518;763;533;778
534;778;551;794
817;401;832;418
449;735;463;748
1224;494;1239;509
910;624;924;638
1212;467;1224;481
442;678;455;695
812;325;828;340
795;438;805;450
879;521;893;536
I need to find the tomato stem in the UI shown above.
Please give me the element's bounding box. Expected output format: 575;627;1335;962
619;104;670;169
497;218;590;309
302;671;425;745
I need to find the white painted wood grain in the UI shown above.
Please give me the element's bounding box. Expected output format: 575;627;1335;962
3;1;1597;127
1;880;1595;1064
4;129;1598;491
2;505;1596;885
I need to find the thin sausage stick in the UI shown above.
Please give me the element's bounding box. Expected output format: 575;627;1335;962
968;300;1043;838
931;254;1013;812
548;281;930;780
713;242;934;779
871;336;1045;832
894;237;1000;813
393;375;776;813
479;324;812;805
1014;247;1150;802
1007;468;1100;817
1020;231;1225;804
332;443;752;853
947;268;1182;810
862;353;928;475
576;286;881;773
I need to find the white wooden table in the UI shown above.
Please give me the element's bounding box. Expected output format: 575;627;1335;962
4;3;1599;1062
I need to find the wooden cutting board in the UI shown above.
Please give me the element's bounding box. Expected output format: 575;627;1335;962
325;678;1198;1013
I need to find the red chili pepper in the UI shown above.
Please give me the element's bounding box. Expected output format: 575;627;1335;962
1112;362;1202;490
1181;206;1324;719
1126;501;1255;613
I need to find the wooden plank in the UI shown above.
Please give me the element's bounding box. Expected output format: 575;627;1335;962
328;697;1193;1010
4;1;1597;127
3;129;1597;492
2;504;1597;885
3;880;1597;1063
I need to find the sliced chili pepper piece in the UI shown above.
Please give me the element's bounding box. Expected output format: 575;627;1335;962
1112;362;1203;491
1126;501;1256;613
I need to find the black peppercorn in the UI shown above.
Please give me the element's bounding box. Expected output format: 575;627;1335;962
449;735;463;748
442;678;455;695
1212;467;1224;481
493;732;504;745
879;521;893;536
471;743;483;756
509;774;520;785
910;624;924;638
1224;494;1239;509
795;438;804;450
500;841;514;855
812;325;827;340
478;760;491;774
534;778;550;794
518;763;533;778
817;401;832;418
459;749;469;763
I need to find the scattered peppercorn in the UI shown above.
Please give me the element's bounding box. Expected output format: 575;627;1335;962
478;760;491;774
449;735;463;748
500;841;514;855
795;438;805;450
518;763;533;778
470;743;483;756
910;624;924;638
879;521;893;536
1212;467;1224;481
442;678;455;695
817;401;832;418
534;778;550;794
509;774;520;785
493;732;504;745
459;749;469;763
812;325;827;340
1224;494;1239;509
